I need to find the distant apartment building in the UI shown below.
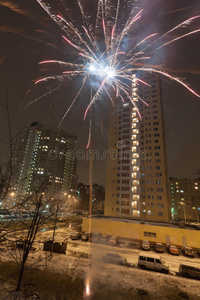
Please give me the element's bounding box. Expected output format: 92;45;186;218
169;177;200;222
10;122;77;202
78;183;105;211
105;73;170;221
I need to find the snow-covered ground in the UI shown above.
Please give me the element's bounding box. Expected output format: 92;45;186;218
37;226;200;273
1;226;200;299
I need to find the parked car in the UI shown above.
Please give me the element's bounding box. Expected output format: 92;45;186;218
182;247;195;257
81;232;92;241
179;264;200;279
155;243;165;253
71;232;82;240
102;253;127;266
138;252;169;273
197;248;200;257
168;244;179;255
90;233;101;242
142;240;150;251
108;236;118;246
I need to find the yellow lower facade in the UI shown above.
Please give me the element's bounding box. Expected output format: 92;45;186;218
82;217;200;248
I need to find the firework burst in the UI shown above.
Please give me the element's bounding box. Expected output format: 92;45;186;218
28;0;200;144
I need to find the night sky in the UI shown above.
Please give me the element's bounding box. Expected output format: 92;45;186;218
0;0;200;186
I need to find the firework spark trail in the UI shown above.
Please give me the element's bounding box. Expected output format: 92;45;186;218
84;77;107;120
112;9;143;65
155;29;200;51
26;86;60;108
136;94;149;107
34;75;66;85
136;15;200;57
131;67;200;98
39;60;82;68
124;15;200;64
58;76;87;128
31;0;200;127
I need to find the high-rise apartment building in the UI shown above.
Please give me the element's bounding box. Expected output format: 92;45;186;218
169;177;200;222
105;73;170;221
11;122;77;201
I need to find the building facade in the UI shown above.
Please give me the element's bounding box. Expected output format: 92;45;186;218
105;73;170;221
169;177;200;222
10;122;77;202
77;183;105;212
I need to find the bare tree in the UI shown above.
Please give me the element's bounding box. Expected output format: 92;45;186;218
0;95;69;295
15;176;49;291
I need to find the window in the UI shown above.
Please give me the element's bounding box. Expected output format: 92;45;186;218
122;194;130;198
144;232;156;238
116;208;119;212
156;259;161;264
139;256;146;261
122;166;130;170
157;195;162;200
121;186;129;191
121;208;129;214
123;129;130;133
147;257;154;262
121;200;129;206
121;173;129;177
123;119;130;123
155;159;161;163
158;212;163;216
156;173;162;177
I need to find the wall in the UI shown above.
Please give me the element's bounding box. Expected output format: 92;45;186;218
82;217;200;248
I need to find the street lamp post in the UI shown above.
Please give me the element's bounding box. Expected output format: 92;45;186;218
192;207;199;224
180;202;186;223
